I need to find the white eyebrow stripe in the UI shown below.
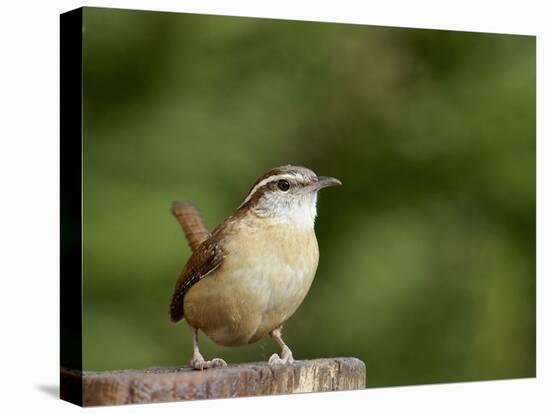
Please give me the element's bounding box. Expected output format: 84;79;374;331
240;173;297;206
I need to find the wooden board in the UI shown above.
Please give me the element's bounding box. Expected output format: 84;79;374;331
61;357;366;406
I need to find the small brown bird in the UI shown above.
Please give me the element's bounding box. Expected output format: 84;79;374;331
169;165;341;369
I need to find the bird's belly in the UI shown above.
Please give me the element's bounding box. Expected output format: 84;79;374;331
184;228;319;346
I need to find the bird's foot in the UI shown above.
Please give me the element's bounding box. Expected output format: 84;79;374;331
189;353;227;370
268;345;294;366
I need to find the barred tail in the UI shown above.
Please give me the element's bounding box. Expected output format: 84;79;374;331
170;201;210;252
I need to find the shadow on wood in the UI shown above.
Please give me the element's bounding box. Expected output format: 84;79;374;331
61;358;366;406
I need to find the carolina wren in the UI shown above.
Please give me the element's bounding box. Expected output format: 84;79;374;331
169;165;341;369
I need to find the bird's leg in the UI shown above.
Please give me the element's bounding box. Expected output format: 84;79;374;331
188;327;227;370
268;326;294;365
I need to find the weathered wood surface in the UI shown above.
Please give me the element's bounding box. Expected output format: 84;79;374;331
61;358;366;406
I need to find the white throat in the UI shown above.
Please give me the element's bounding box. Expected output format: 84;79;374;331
254;192;318;229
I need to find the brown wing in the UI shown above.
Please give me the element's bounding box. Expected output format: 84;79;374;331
169;237;224;322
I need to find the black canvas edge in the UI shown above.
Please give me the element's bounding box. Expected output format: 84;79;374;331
60;7;84;407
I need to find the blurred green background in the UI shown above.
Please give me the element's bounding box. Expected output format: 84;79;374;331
82;7;535;387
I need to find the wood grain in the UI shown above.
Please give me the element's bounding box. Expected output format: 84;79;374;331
61;358;366;406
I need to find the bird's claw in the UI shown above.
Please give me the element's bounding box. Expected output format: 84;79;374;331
268;346;294;366
189;354;227;370
210;358;228;368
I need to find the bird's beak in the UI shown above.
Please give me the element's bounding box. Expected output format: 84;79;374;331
304;176;342;193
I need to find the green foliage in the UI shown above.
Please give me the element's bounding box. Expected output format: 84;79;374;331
82;8;535;387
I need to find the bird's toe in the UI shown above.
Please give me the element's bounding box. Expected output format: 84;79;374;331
189;354;227;370
189;354;207;370
268;353;284;365
210;358;227;368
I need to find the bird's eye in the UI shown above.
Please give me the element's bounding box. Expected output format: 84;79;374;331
277;180;290;191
